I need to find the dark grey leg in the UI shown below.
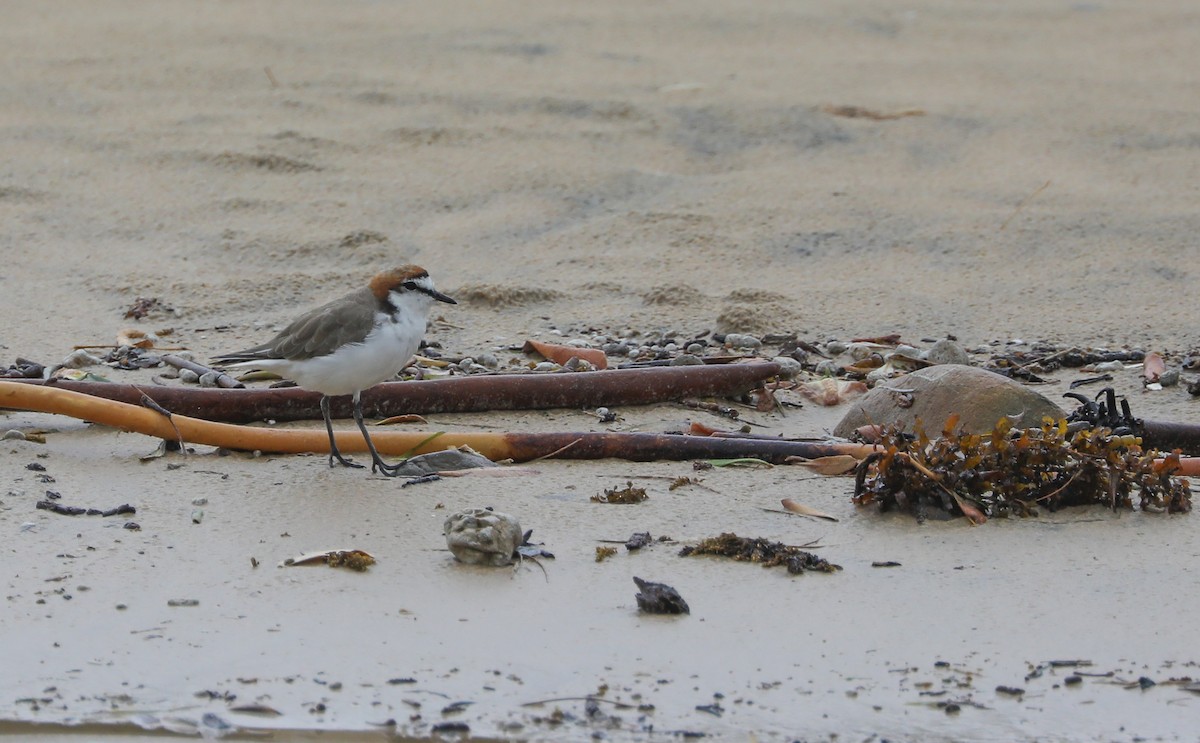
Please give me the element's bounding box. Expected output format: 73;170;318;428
322;395;363;469
351;392;405;476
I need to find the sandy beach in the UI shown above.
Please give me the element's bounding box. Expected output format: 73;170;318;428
3;1;1199;740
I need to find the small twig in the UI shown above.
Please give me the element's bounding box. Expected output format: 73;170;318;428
162;354;244;389
521;696;635;709
264;66;279;88
135;387;186;456
1035;470;1083;503
1000;180;1051;231
72;344;188;351
526;438;582;463
1017;347;1070;370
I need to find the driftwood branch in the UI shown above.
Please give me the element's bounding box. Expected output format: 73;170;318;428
1;380;875;463
11;364;780;423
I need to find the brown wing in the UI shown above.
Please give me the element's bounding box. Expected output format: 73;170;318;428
213;288;380;363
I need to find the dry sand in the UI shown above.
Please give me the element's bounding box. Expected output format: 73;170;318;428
2;1;1199;740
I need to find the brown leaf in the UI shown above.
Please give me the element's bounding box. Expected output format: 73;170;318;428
789;455;859;476
821;105;925;121
523;339;608;369
849;333;902;345
375;414;428;426
116;328;156;349
780;498;839;522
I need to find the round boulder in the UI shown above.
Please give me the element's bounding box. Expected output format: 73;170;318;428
833;365;1064;437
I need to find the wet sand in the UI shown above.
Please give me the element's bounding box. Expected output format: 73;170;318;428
2;1;1198;740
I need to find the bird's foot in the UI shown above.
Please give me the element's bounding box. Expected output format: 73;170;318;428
329;453;365;469
370;458;406;476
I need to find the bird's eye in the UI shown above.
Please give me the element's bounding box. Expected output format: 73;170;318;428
402;281;418;290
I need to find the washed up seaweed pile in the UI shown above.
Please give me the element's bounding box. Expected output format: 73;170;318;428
853;416;1191;523
680;533;842;574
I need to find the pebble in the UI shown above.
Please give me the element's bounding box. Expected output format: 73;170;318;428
2;430;27;441
1159;369;1180;387
179;368;200;384
476;353;499;368
686;343;705;355
1092;360;1124;372
724;333;762;350
893;344;922;359
771;356;803;379
602;343;630;356
198;371;220;387
815;359;840;376
825;341;848;356
926;339;971;366
669;354;704;366
531;362;560;372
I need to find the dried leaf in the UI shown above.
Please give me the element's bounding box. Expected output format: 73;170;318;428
849;334;903;345
789;455;859;476
375;414;428;426
116;328;157;349
522;339;608;370
822;105;925;121
780;498;839;522
281;549;376;571
708;458;772;468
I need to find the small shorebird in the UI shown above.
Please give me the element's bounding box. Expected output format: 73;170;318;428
212;265;456;476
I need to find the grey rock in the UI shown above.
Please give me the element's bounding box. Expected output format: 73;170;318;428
392;448;496;476
669;354;704;366
444;508;522;567
723;333;762;350
771;356;804;379
925;339;971;366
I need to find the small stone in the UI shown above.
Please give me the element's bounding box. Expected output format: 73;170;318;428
925;339;971;366
686;343;705;355
531;361;560;372
444;509;522;567
2;430;27;441
198;371;220;387
814;359;840;376
191;497;208;506
179;368;200;384
825;341;848;356
893;344;921;359
1092;360;1124;372
1159;369;1180;387
723;334;762;350
771;356;803;379
476;353;499;368
669;354;704;366
602;343;630;356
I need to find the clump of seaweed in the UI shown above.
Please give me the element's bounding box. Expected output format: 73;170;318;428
679;533;842;574
853;415;1191;523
